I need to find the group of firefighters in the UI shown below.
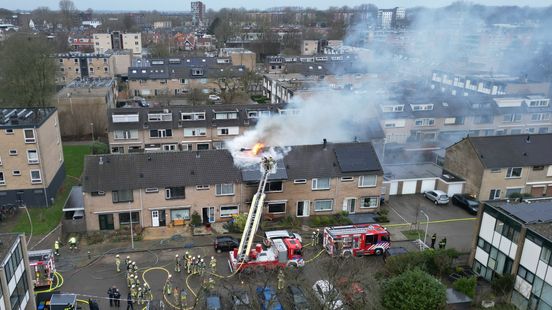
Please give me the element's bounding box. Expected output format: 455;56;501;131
53;236;78;256
118;255;151;307
430;234;448;249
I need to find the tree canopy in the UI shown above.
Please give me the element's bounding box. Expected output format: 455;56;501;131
381;268;447;310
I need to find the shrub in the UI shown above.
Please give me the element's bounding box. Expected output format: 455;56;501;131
191;211;202;227
376;215;389;223
492;273;515;298
91;142;109;154
453;276;477;298
381;268;446;310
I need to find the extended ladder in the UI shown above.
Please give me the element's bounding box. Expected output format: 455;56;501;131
236;158;274;262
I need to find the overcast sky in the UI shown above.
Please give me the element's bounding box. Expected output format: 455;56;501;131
0;0;550;11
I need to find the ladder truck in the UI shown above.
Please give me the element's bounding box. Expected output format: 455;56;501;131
229;157;305;271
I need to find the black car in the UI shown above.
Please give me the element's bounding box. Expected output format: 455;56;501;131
451;194;480;215
287;285;310;310
214;235;239;253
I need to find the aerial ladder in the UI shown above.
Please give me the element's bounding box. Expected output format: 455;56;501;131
235;157;275;263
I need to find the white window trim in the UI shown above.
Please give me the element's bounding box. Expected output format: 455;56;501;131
4;129;14;135
24;129;36;143
293;179;307;184
505;167;523;179
267;201;287;214
9;149;17;156
360;196;380;209
215;183;235;196
196;185;210;190
312;178;330;190
219;205;239;218
296;200;310;217
340;177;354;182
358;175;377;188
30;169;42;184
547;166;552;177
27;150;39;164
0;171;5;185
12;170;21;176
145;188;159;193
314;199;333;212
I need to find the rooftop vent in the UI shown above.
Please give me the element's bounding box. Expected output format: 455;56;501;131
526;135;531;143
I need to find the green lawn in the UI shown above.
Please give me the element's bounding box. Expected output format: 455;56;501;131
12;145;90;234
401;229;425;241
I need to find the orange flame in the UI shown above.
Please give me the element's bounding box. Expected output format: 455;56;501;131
251;143;265;155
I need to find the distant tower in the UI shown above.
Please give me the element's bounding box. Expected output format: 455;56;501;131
191;1;205;27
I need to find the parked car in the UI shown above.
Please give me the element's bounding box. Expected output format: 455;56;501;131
231;290;251;310
209;94;221;101
206;294;222;310
256;286;283;310
288;285;310;310
451;194;480;215
312;280;344;310
383;247;409;263
214;235;239;253
424;190;450;205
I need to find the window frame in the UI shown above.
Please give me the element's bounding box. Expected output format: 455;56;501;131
111;190;134;203
360;196;379;208
506;167;522;179
220;205;239;218
215;183;234;196
0;171;5;185
165;186;186;200
267;202;286;214
358;175;377;187
27;149;39;164
312;178;330;190
313;199;333;212
30;169;42;184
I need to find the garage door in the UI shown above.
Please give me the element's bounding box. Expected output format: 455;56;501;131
389;182;398;195
420;180;436;193
402;181;417;194
447;183;464;196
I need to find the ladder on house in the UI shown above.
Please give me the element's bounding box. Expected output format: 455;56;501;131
236;158;275;262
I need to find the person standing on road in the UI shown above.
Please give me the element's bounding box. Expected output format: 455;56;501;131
175;254;181;273
439;238;446;249
210;256;217;274
311;231;316;247
115;255;121;272
191;257;198;275
431;233;437;249
126;292;134;310
165;274;173;295
442;237;447;249
199;259;206;276
113;288;121;307
54;240;60;256
107;286;115;307
68;236;77;251
277;269;285;290
186;255;193;274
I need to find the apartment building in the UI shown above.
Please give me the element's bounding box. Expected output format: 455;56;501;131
127;57;246;97
302;40;319;56
93;31;142;55
380;93;552;145
0;108;65;207
0;233;35;310
443;134;552;201
191;1;205;26
265;54;358;75
377;7;406;29
431;70;551;96
469;200;552;310
56;52;114;85
81;142;383;231
219;48;256;71
107;104;285;154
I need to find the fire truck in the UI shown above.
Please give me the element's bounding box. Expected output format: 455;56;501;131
28;249;56;288
229;157;305;271
323;224;390;257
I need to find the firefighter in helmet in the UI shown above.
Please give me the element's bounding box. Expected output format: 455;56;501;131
54;239;60;256
68;236;77;250
210;256;217;274
164;274;173;295
115;254;121;272
277;269;285;290
175;254;181;273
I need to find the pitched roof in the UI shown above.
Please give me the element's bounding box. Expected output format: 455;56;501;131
465;133;552;168
82;142;382;192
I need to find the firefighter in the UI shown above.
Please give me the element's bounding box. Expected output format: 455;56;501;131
125;256;131;268
107;286;115;307
126;260;132;272
113;288;121;307
311;231;316;247
143;282;152;300
137;287;144;305
126;272;132;288
277;269;285;290
132;261;138;272
315;229;320;246
175;254;181;273
164;274;173;295
134;274;141;287
207;277;215;290
68;236;77;250
210;256;217;274
180;289;187;307
54;240;60;256
115;254;121;272
173;287;180;305
431;233;437;249
129;275;135;288
439;238;446;249
199;258;206;276
186;254;193;274
130;285;137;301
191;256;198;275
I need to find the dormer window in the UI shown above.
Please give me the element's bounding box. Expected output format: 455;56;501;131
191;68;204;76
410;104;434;111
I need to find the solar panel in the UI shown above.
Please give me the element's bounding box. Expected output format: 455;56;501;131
501;201;552;224
334;144;381;173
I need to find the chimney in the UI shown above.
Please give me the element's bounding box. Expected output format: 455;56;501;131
526;135;531;143
99;156;104;165
323;138;327;149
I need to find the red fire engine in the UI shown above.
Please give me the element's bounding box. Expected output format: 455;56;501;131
323;224;390;257
229;157;305;271
28;249;56;288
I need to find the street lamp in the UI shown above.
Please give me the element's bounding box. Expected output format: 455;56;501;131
90;123;95;142
420;210;429;247
128;201;134;249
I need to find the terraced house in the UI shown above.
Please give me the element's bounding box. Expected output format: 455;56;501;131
81;142;383;231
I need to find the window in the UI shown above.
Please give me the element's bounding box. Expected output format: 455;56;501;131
0;171;4;185
217;127;239;136
531;113;550;121
382;105;404;112
191;68;204;76
148;113;173;122
340;177;354;182
99;214;114;230
197;143;209;150
444;117;465;125
12;170;21;176
216;183;234;196
163;144;177;151
30;170;42;184
181;112;205;121
165;187;185;200
506;188;522;198
268;202;286;213
503;113;522;123
220;205;239;218
414;118;435;126
119;212;139;225
214;112;238;120
196;185;210;190
265;181;283;192
410;104;433;111
27;150;39;164
314;199;333;212
548;166;552;177
91;191;105;196
112;190;133;203
149;129;172;138
4;129;14;134
294;179;307;184
9;149;17;156
360;197;379;208
144;188;159;193
528;100;549;107
506;167;522;178
171;209;190;221
312;178;330;190
478;237;491;253
184;128;206;136
384;119;406;128
540;247;552;264
9;270;28;310
533;166;545;171
359;175;377;187
489;189;501;200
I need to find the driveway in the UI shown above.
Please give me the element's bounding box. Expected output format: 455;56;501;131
385;195;478;253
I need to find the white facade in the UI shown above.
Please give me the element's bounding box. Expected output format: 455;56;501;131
121;33;142;55
93;33;112;54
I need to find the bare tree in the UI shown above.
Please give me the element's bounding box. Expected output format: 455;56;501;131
59;0;77;29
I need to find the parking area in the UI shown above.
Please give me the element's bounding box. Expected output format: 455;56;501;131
385;194;478;252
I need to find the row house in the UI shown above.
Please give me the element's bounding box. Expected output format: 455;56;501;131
127;57;246;97
265;54;358;74
380;93;552;145
443;134;552;201
0;108;65;207
469;200;552;310
81;142;383;231
431;70;550;97
107;104;287;154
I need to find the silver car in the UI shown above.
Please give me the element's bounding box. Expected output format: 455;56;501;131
424;190;450;205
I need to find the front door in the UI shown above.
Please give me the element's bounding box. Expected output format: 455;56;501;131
343;198;356;214
152;210;159;227
202;207;215;223
158;210;166;227
296;200;310;217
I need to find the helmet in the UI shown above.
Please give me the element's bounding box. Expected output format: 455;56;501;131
127;256;130;259
168;274;172;278
176;254;179;257
116;254;120;258
192;256;196;259
201;259;204;262
211;256;214;260
316;228;320;232
132;262;136;265
185;251;189;255
138;287;142;291
131;285;135;288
